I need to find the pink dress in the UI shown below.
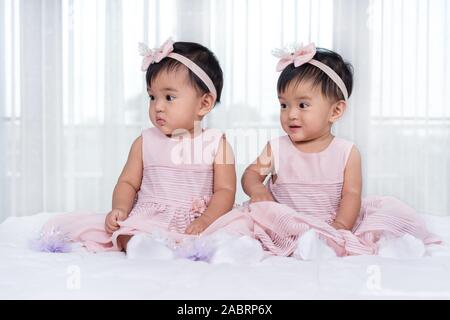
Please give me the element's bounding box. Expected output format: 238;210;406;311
41;127;225;252
208;135;440;257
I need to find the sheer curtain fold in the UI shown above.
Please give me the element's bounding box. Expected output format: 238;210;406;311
101;0;125;208
365;0;450;215
1;0;63;218
41;0;64;213
332;0;372;193
0;1;6;218
0;0;448;223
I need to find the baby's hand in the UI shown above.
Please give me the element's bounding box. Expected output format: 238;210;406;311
105;208;128;234
250;190;275;203
185;215;213;235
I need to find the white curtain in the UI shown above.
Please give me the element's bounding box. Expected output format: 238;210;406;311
1;0;449;223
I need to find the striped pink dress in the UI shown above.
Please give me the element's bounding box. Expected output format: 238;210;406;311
239;135;440;257
41;127;224;252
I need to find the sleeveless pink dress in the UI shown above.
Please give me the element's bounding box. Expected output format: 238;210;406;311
240;135;441;256
41;127;225;252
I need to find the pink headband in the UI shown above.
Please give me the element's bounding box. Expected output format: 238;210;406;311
139;38;217;102
273;43;349;101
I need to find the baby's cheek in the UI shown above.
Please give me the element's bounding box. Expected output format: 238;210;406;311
174;117;192;132
148;108;153;120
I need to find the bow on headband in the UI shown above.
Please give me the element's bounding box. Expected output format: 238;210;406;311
272;42;317;72
139;38;174;71
272;42;349;101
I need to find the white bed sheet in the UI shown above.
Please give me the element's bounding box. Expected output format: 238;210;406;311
1;212;450;299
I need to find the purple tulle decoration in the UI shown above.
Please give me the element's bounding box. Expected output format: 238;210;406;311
174;238;215;262
30;227;72;253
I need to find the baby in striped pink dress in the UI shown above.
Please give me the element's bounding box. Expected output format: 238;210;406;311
39;39;240;256
236;43;440;258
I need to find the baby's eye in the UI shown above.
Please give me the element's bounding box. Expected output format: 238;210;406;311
280;103;287;109
299;102;309;109
149;94;155;101
166;95;175;101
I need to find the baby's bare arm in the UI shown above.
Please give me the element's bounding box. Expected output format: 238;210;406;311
242;143;274;202
333;146;362;230
111;136;143;214
185;137;236;234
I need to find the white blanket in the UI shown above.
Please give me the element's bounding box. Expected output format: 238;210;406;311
1;212;450;299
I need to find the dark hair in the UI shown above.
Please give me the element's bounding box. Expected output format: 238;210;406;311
146;42;223;104
277;48;353;102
